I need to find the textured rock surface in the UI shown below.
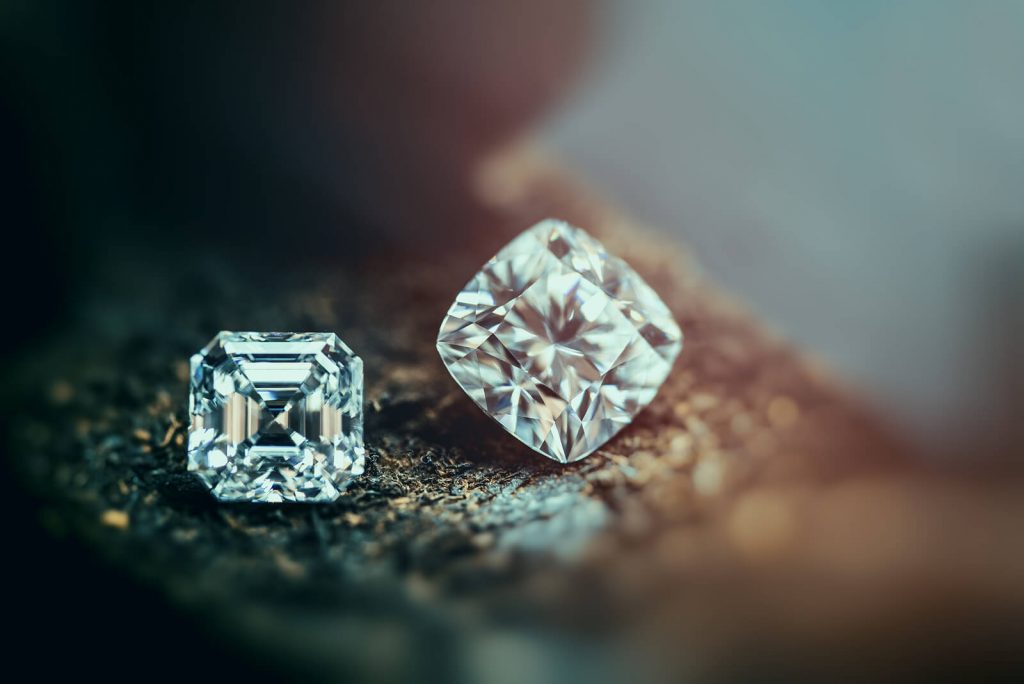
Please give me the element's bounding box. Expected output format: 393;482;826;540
7;152;1023;682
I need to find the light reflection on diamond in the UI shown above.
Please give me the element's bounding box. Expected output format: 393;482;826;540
188;332;364;502
437;219;683;463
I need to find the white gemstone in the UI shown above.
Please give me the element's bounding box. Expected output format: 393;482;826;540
188;332;364;502
436;219;683;463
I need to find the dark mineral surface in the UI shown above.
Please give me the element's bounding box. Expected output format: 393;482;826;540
6;159;1022;683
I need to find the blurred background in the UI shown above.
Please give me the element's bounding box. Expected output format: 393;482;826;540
6;0;1022;458
543;0;1024;459
3;1;1023;682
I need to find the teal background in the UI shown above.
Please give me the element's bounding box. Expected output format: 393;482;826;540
547;1;1024;455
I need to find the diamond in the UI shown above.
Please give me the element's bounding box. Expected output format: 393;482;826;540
436;219;683;463
188;332;365;502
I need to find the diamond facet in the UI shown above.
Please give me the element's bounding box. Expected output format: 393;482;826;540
188;332;365;502
436;219;683;463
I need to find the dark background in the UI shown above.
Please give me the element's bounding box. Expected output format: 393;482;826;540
3;2;595;679
4;2;1023;682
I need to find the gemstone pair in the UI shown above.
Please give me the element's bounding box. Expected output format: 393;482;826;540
188;219;683;502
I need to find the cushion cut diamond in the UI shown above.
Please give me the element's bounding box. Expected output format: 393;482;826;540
188;332;364;502
437;219;683;463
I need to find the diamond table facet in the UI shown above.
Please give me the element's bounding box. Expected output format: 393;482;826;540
437;219;683;463
188;332;364;502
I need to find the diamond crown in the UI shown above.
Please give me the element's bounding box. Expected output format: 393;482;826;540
437;219;682;463
188;331;364;502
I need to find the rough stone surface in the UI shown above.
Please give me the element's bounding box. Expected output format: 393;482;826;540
6;155;1023;682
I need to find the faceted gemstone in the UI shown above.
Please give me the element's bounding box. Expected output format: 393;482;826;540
436;219;683;463
188;332;364;502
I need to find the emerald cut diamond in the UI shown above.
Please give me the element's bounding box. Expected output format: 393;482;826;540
437;219;683;463
188;332;364;502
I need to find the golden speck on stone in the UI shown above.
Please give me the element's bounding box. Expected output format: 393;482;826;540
629;450;659;485
272;551;306;580
344;512;364;526
667;432;694;466
693;456;726;496
690;393;718;412
587;466;626;487
100;509;130;530
471;532;496;549
220;513;243;529
158;424;176;447
683;416;713;444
